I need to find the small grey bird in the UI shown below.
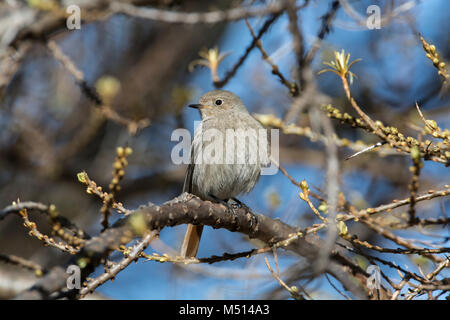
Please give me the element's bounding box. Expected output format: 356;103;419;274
181;90;270;258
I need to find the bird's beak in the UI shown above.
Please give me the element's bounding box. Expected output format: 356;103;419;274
188;104;210;110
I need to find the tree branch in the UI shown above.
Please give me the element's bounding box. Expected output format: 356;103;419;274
14;193;384;299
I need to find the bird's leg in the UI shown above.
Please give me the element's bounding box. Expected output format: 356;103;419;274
208;194;239;228
207;193;228;206
231;197;257;230
225;198;240;229
231;197;251;212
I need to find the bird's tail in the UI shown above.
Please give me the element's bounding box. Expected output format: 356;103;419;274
180;224;204;258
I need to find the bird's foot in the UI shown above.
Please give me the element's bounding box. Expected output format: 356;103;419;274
208;194;239;227
231;197;252;213
231;198;257;231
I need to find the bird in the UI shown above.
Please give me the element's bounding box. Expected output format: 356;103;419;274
180;90;270;258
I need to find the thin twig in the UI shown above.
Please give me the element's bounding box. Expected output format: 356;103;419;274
286;0;306;88
303;0;340;66
110;1;286;24
264;257;304;300
0;253;46;276
79;231;157;298
213;14;280;88
47;40;150;135
244;18;298;95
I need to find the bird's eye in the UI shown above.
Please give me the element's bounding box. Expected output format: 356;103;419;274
215;99;223;106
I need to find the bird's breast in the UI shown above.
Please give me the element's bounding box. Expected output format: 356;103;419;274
190;114;269;200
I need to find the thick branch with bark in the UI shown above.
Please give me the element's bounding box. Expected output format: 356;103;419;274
14;193;387;299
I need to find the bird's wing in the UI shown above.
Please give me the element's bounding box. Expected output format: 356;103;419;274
182;163;194;193
182;135;197;194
